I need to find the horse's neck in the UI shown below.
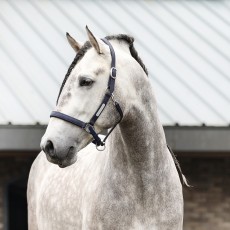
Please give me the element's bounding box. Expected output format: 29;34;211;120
107;83;168;177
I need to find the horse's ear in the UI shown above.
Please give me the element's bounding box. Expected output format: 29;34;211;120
66;33;82;53
86;26;106;54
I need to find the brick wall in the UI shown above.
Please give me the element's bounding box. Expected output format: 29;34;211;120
0;187;3;230
180;157;230;230
0;156;34;230
0;155;229;229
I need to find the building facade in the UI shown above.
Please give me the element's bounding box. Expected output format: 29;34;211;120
0;0;230;229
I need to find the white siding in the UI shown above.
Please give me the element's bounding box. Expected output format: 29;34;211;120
0;0;229;126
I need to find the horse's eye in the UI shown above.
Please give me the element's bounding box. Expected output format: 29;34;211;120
79;77;94;87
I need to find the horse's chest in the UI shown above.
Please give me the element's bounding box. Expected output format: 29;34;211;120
36;153;104;228
37;172;83;229
84;173;145;229
35;156;164;229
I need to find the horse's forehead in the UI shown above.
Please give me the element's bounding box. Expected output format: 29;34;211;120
62;50;109;94
74;50;108;75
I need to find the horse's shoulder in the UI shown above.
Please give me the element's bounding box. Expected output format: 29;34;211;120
27;152;49;195
29;151;49;176
27;152;49;229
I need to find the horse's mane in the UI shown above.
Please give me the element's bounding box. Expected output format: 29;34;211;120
57;34;148;103
106;34;148;76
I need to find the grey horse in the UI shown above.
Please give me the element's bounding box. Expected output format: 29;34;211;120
27;27;186;230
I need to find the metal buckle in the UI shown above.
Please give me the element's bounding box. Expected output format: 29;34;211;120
84;123;93;133
110;67;117;79
96;142;106;151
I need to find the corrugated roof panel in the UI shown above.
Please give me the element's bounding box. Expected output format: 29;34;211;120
0;46;50;123
201;1;230;27
1;1;67;77
0;0;229;126
0;49;34;124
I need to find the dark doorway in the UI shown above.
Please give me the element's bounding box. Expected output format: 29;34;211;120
7;177;28;230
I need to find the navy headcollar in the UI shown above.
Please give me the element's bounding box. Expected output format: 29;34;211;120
50;38;123;150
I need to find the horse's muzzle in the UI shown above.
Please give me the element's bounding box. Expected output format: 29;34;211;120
41;139;76;167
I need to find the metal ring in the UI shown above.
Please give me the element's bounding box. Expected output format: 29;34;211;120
96;143;106;151
84;124;92;133
110;67;117;79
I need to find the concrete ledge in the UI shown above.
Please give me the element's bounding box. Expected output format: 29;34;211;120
0;125;230;154
165;126;230;153
0;125;46;152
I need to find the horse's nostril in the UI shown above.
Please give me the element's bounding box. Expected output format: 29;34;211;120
44;140;55;157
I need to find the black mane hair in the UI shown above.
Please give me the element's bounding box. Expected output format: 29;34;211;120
57;34;148;103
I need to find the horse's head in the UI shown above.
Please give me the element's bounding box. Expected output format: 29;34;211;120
41;27;148;167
